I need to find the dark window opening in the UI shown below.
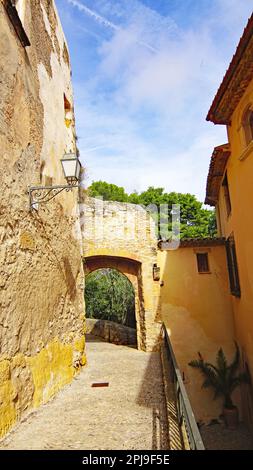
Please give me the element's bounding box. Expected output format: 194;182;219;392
226;235;241;297
222;172;232;216
64;94;73;128
242;107;253;146
245;362;251;384
249;113;253;141
196;253;210;273
64;94;71;112
4;0;30;47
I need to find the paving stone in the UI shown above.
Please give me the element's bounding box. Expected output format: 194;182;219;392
0;336;169;450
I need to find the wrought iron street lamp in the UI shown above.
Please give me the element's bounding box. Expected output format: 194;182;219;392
61;153;81;184
28;153;82;210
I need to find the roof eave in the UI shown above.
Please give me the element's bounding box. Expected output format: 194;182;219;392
206;13;253;125
204;197;216;206
206;115;231;125
205;144;230;205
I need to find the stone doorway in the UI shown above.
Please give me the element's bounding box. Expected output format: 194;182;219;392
84;255;146;350
85;268;136;327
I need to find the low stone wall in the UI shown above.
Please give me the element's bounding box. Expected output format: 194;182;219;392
86;318;137;346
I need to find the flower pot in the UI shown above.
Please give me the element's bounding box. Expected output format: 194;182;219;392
223;406;239;429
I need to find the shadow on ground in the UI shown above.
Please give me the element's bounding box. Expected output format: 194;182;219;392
201;422;253;450
136;352;169;450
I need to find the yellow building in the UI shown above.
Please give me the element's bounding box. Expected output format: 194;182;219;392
158;238;236;423
206;13;253;427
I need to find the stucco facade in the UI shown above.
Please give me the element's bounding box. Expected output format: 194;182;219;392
0;0;85;437
206;13;253;428
158;241;236;423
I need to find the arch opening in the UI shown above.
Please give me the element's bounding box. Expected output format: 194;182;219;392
85;268;136;329
83;255;148;351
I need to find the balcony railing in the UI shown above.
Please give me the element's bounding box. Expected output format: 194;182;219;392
162;324;205;450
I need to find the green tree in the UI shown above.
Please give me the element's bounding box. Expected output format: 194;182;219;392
85;269;136;327
208;209;217;237
88;181;217;239
89;181;128;202
135;186;165;206
128;191;141;204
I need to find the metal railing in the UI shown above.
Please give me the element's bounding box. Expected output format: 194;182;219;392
162;324;205;450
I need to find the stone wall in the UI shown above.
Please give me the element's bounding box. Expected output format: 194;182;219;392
0;0;85;437
86;318;137;346
81;197;162;351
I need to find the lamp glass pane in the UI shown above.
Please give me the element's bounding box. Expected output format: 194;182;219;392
75;159;81;179
61;159;77;178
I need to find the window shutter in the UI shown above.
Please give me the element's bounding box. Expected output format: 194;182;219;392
222;173;232;216
196;253;209;273
226;235;241;297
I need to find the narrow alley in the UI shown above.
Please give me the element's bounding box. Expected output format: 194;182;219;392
0;337;169;450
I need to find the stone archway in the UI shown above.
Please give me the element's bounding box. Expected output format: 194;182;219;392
81;198;162;351
84;255;146;350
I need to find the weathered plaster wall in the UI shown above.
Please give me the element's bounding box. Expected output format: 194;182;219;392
158;245;236;423
81;198;162;351
0;1;85;437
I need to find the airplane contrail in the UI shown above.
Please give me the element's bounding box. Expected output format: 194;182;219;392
67;0;158;53
68;0;120;31
83;145;109;153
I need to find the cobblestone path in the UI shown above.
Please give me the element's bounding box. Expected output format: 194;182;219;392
0;336;169;450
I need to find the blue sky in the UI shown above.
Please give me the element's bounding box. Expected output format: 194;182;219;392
55;0;252;201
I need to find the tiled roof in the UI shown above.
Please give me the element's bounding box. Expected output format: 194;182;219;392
206;13;253;124
158;238;226;250
179;237;225;248
205;144;231;206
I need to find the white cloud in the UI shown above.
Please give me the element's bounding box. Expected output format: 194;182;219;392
76;85;225;200
68;0;160;52
67;0;253;201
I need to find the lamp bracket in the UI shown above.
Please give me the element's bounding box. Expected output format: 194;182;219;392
28;182;80;210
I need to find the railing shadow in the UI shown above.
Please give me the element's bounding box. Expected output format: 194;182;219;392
136;351;169;450
162;324;205;450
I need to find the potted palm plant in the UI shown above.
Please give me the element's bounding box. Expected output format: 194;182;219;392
188;343;249;428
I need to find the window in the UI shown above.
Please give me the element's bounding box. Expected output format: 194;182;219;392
9;1;23;20
4;0;30;47
222;172;232;216
226;235;241;297
64;94;73;128
196;253;210;273
242;107;253;146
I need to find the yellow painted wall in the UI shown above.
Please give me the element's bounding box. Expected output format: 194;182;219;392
0;335;86;438
216;77;253;426
158;246;236;423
